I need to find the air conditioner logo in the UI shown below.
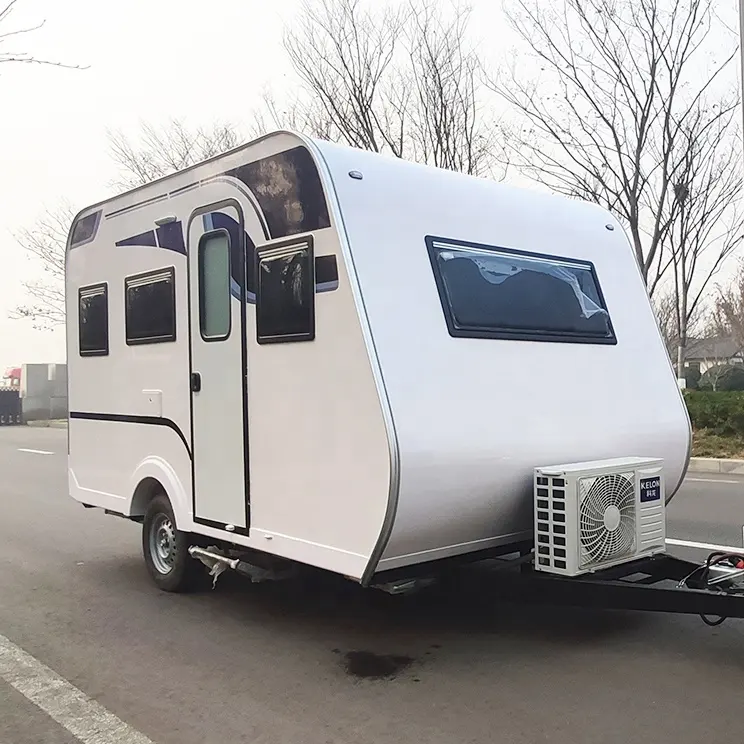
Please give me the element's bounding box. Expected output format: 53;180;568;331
640;477;662;503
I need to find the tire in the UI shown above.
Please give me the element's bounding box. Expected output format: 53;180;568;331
142;493;205;592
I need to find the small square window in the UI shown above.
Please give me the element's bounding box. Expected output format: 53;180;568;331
256;239;315;344
79;284;108;356
125;267;176;345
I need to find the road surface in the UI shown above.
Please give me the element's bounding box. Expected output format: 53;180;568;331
1;426;744;744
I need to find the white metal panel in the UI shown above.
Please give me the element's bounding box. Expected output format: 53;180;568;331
66;204;193;468
538;457;667;476
245;226;392;562
68;419;192;524
314;139;691;570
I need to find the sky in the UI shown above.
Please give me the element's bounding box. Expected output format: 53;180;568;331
0;0;741;373
0;0;318;369
0;0;512;372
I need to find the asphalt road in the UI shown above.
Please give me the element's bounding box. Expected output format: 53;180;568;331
2;426;744;744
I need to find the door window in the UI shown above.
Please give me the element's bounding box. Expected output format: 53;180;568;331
198;231;232;341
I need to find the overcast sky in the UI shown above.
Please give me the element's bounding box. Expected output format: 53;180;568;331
0;0;511;372
0;0;740;374
0;0;328;369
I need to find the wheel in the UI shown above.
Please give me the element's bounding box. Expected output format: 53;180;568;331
142;493;205;592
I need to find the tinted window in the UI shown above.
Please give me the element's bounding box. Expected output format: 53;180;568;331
256;241;314;344
125;268;176;345
428;238;615;344
315;254;339;292
227;146;331;238
199;232;231;340
79;284;108;356
70;211;101;247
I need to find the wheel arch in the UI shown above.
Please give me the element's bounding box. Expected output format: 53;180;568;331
128;456;191;528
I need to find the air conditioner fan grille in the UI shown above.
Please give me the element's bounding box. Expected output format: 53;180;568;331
579;472;636;566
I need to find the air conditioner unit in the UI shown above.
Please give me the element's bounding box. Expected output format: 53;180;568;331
533;457;666;577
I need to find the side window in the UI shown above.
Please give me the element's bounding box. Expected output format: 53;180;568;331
427;237;616;344
78;284;108;356
256;239;314;344
125;267;176;345
199;231;231;340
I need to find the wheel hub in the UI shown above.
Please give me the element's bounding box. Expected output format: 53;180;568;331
150;514;177;575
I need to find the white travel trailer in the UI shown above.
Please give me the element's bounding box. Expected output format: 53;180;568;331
65;131;692;594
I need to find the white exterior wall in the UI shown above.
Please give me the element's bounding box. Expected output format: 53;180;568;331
245;225;391;570
67;209;193;517
315;141;691;571
66;133;392;581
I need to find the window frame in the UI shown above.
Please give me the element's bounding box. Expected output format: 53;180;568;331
197;229;233;343
124;266;177;346
255;236;315;345
426;235;617;346
78;282;109;357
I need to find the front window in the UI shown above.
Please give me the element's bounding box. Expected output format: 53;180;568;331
427;237;616;344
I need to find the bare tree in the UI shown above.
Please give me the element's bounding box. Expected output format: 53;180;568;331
1;0;82;68
13;120;240;327
698;340;738;390
489;0;739;292
11;202;74;329
275;0;495;176
653;288;705;361
664;105;744;377
652;292;678;359
280;0;405;154
713;261;744;358
404;2;494;173
696;338;740;392
107;119;242;192
702;363;729;392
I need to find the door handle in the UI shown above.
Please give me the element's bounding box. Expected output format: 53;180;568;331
191;372;202;392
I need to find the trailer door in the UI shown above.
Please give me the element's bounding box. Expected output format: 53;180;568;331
188;202;249;530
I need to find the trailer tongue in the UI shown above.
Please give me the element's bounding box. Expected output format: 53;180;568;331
188;537;744;627
454;550;744;627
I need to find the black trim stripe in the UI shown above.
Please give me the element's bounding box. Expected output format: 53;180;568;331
69;412;191;459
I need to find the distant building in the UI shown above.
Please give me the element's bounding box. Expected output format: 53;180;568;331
2;367;20;388
684;337;743;376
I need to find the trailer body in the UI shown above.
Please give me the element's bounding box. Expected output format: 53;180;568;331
65;131;691;585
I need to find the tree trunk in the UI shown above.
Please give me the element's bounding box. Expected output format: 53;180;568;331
676;340;685;381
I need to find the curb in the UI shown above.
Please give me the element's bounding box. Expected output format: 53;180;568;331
688;457;744;475
26;419;68;429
